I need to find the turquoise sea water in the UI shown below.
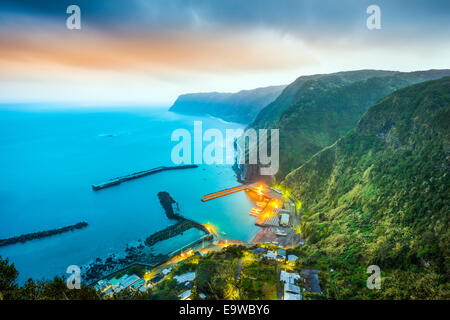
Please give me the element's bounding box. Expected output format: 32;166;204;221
0;107;259;284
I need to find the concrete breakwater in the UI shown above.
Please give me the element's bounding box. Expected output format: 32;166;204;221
144;191;209;246
92;165;198;190
145;220;209;246
157;191;180;219
0;222;88;247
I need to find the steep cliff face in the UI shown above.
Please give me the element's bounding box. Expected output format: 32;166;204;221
282;77;450;299
169;85;286;124
248;69;450;180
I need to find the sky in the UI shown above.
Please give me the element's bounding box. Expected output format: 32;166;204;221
0;0;449;106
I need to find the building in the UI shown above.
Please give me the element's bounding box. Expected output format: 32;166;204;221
280;214;290;226
103;288;114;297
252;247;267;255
161;267;172;276
309;273;322;294
280;270;300;284
139;284;152;292
263;250;277;260
283;280;302;300
94;279;111;292
284;291;301;300
277;249;286;261
284;283;301;295
131;279;145;291
150;274;164;284
287;254;298;264
109;278;120;292
174;272;196;284
178;290;192;300
120;274;140;289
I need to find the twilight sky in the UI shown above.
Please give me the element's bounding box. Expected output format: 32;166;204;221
0;0;449;106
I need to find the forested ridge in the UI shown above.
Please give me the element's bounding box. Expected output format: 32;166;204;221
249;69;450;179
283;78;450;299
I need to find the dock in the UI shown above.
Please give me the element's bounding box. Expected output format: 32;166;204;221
92;165;198;191
201;185;248;202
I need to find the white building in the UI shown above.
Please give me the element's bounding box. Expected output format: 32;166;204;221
263;250;277;260
284;292;301;300
280;270;300;284
120;274;140;289
174;272;196;284
139;284;152;292
284;283;301;294
162;267;172;276
280;214;290;226
178;290;192;300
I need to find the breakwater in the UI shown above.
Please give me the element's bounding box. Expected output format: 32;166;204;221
157;191;180;219
144;219;209;246
145;191;209;246
92;165;198;191
0;222;88;247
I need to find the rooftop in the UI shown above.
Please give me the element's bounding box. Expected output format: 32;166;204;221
284;283;301;294
178;290;192;300
288;254;298;262
284;291;301;300
174;272;196;283
252;247;267;255
280;270;300;284
309;273;322;294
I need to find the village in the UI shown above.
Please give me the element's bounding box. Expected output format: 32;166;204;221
91;183;323;300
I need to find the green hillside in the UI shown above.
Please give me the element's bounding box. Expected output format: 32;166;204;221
249;69;450;180
282;77;450;299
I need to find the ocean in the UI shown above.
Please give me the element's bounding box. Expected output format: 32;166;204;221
0;106;259;284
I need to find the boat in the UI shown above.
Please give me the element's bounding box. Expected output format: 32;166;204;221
221;231;226;236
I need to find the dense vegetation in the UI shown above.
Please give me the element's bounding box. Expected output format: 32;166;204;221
282;78;450;299
169;85;286;123
0;256;99;300
250;69;450;180
149;245;281;300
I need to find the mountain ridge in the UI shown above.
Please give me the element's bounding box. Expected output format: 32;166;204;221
282;77;450;299
246;69;450;180
169;84;286;124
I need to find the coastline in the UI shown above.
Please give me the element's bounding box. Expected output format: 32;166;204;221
83;191;212;284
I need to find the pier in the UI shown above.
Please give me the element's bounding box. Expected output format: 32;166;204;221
92;165;198;190
201;185;248;202
201;183;269;202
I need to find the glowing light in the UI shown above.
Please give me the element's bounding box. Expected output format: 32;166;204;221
256;183;265;195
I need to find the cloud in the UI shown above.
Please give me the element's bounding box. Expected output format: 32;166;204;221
0;0;448;105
